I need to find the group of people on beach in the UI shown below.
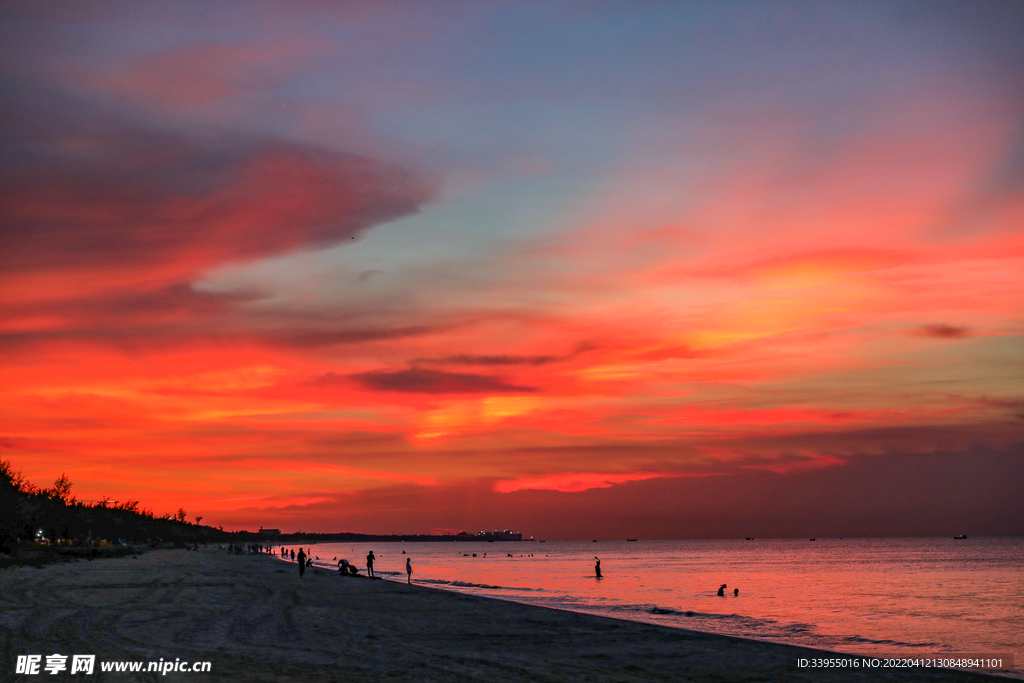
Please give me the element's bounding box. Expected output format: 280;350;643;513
279;549;735;597
226;542;272;555
277;548;735;596
279;548;413;584
287;548;314;576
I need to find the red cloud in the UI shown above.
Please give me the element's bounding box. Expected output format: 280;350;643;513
0;86;431;283
0;86;434;355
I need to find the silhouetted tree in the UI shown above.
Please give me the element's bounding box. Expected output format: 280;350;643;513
48;473;75;505
1;460;27;546
0;458;232;547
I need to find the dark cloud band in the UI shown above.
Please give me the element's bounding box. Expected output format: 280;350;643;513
351;368;536;394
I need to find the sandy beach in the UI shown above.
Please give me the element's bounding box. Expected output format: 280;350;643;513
0;548;1008;682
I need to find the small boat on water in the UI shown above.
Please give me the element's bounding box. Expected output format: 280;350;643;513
627;539;638;542
954;534;967;539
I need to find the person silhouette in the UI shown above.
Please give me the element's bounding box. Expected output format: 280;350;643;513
297;548;306;577
718;583;726;596
366;550;375;578
595;557;602;578
406;557;412;584
734;588;739;596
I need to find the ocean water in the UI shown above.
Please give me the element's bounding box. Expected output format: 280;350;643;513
286;537;1022;677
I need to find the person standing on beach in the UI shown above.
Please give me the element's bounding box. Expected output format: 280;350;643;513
406;557;412;584
366;550;375;578
297;548;306;577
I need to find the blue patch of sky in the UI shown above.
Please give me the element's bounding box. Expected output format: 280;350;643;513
322;166;595;278
273;1;998;275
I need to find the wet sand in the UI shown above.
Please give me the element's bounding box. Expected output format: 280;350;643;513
0;548;1008;682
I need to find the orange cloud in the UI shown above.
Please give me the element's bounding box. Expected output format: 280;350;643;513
494;471;682;494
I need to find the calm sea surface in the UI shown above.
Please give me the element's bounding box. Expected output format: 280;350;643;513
285;537;1022;677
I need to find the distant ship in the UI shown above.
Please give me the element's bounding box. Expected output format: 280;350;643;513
627;539;638;542
954;534;967;539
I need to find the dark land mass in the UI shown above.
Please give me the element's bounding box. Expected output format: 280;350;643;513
271;530;523;543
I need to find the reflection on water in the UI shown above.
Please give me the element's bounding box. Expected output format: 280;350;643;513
291;537;1022;676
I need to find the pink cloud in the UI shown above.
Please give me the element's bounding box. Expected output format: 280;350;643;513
90;36;328;108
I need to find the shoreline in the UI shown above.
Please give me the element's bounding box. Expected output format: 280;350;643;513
1;548;1012;681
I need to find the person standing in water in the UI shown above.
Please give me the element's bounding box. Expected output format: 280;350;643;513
366;550;375;578
595;557;602;578
297;548;306;578
406;557;412;584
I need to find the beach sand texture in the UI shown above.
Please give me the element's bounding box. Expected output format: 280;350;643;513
0;549;1006;682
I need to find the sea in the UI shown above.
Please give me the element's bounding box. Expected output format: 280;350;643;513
284;537;1023;678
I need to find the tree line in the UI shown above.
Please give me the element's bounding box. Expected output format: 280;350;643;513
1;459;234;550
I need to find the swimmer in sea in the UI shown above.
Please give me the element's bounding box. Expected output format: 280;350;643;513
718;583;726;596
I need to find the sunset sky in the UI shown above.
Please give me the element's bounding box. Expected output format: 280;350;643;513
2;1;1022;539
